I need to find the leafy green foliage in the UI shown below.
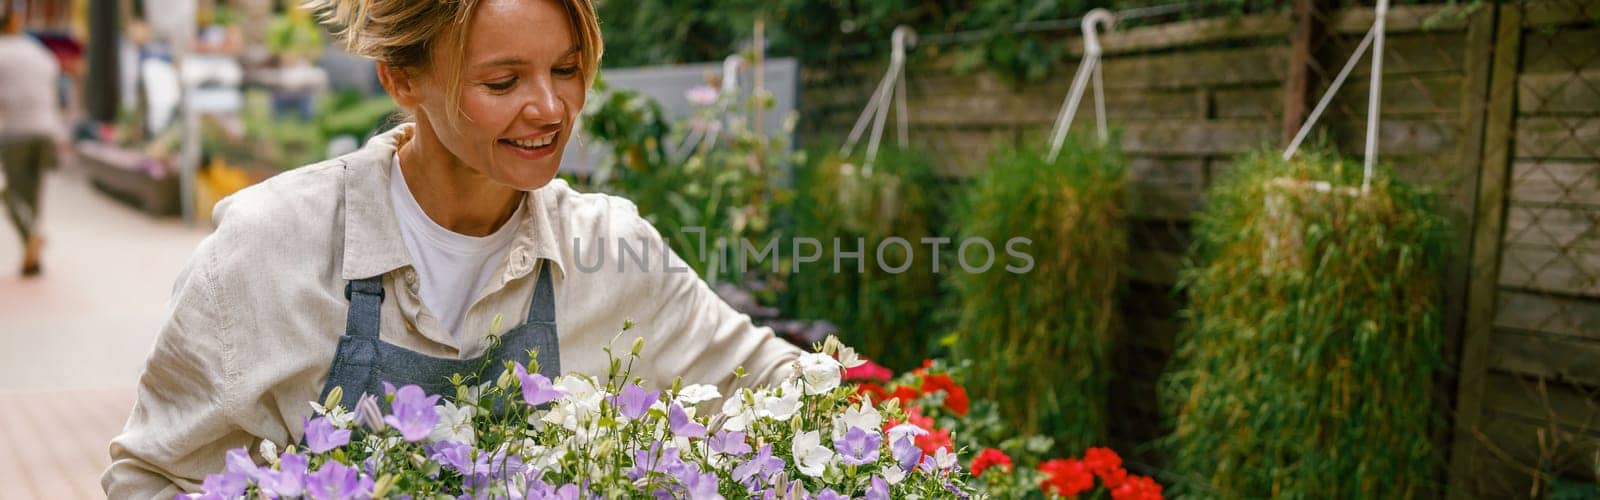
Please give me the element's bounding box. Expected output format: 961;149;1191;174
578;75;797;285
1160;151;1450;498
786;145;947;372
947;137;1125;454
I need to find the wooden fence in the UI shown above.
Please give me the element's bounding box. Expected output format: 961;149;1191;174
796;1;1599;497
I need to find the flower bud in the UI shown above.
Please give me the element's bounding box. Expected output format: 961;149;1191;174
631;337;645;356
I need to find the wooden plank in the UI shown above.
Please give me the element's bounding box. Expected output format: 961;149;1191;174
1331;4;1476;34
1068;12;1293;56
1509;161;1600;206
1503;205;1600;251
1216;86;1284;120
1489;329;1600;387
1101;46;1288;90
920;128;1015;178
1518;70;1600;116
1498;244;1600;297
1485;372;1600;432
1515;117;1600;160
1119;120;1278;156
1330;74;1465;117
1327;32;1468;77
907;90;1204;127
1450;4;1521;499
1496;289;1600;341
1333;118;1460;156
1282;0;1322;142
1521;27;1600;74
1124;155;1206;220
1522;0;1600;28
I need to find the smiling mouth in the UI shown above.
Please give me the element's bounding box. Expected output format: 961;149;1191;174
499;134;557;152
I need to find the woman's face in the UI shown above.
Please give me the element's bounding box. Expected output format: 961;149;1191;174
411;0;586;191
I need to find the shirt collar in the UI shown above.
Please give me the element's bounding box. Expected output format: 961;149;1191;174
340;124;567;282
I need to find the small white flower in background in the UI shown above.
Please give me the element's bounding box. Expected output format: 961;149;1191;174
934;447;958;470
888;423;929;443
720;389;759;432
428;401;476;445
759;381;802;422
882;465;907;485
834;397;882;439
686;84;719;106
521;440;565;474
836;344;866;369
796;352;843;395
791;430;835;477
309;401;355;429
676;384;722;405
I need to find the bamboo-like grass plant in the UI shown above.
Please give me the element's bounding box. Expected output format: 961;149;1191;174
787;145;945;372
948;138;1126;454
1161;151;1450;498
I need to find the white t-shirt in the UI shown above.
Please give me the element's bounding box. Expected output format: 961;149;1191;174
389;155;525;340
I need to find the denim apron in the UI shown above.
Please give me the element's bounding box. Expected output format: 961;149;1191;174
317;260;561;410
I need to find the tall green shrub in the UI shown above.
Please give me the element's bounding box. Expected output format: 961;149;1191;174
1161;151;1449;498
948;140;1126;453
787;146;945;371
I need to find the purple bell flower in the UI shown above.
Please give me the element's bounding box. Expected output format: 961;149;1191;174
383;382;440;442
613;384;659;421
667;403;706;438
834;426;882;466
305;460;374;500
709;430;750;456
304;416;351;454
514;363;564;407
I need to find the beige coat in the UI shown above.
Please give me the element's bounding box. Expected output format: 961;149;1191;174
102;125;803;498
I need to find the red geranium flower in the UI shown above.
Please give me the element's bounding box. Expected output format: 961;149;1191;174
1038;458;1095;497
970;448;1013;477
919;373;971;416
890;385;922;406
853;382;889;403
1083;447;1124;483
844;359;894;382
914;427;952;455
1110;474;1163;500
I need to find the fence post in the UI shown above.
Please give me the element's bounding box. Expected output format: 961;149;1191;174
1448;2;1520;498
1281;0;1332;144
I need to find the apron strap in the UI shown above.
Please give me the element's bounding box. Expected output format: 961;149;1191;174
344;276;386;339
527;260;556;324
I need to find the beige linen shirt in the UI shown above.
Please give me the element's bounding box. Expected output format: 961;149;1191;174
102;125;803;498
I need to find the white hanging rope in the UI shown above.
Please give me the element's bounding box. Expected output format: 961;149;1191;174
1281;0;1388;194
841;26;916;170
1363;0;1389;193
1046;9;1116;163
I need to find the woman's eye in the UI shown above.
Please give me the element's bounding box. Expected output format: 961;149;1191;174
485;78;517;91
553;66;580;77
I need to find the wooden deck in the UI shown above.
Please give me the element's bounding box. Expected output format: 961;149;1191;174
0;387;135;499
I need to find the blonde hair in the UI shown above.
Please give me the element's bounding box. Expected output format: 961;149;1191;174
304;0;604;119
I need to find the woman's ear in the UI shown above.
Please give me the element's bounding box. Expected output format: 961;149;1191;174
377;62;422;109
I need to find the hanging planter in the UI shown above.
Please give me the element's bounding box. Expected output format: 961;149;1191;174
1160;151;1449;497
947;137;1125;454
788;145;945;372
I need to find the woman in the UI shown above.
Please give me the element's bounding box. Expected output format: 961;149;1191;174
102;0;803;496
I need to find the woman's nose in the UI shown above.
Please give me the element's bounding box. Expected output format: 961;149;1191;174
520;78;564;124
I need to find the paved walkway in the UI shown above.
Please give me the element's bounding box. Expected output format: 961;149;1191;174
0;165;211;498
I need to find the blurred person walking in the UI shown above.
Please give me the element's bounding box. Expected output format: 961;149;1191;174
0;5;67;277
